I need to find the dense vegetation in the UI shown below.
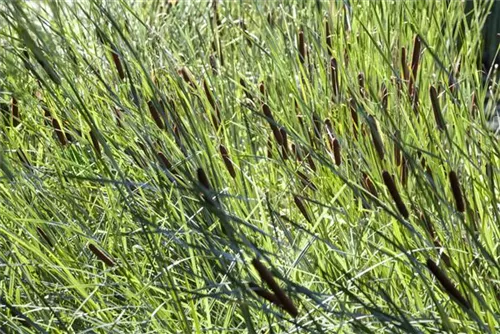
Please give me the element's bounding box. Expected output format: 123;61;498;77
0;1;499;333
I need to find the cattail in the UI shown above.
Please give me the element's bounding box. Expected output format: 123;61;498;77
470;92;478;118
259;81;266;97
209;54;218;75
401;155;408;187
367;115;384;160
409;35;421;95
89;243;115;267
203;80;220;128
52;118;68;146
262;103;283;145
147;101;165;130
394;142;401;167
430;86;445;131
248;282;282;306
219;144;236;178
111;50;125;80
331;58;339;99
401;47;409;82
251;258;298;317
333;139;341;166
11;96;20;127
89;130;101;157
36;227;53;248
448;170;465;212
114;107;123;128
240;78;252;100
358;72;365;97
291;143;302;162
297;170;317;191
382;171;409;218
179;67;197;89
420;213;451;266
279;128;288;159
293;195;311;222
426;259;470;309
325;118;335;149
362;172;378;198
298;30;306;64
306;151;316;172
381;83;388;110
295;99;304;128
197;167;211;190
349;98;359;139
157;151;173;170
325;20;332;56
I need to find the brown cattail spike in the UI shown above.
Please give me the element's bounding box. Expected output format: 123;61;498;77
426;259;470;309
333;138;341;166
197;168;211;190
325;20;332;56
362;172;378;198
147;101;165;130
358;72;365;97
293;195;311;222
382;171;409;218
11;97;20;127
157;151;173;170
111;51;125;80
430;86;445;131
448;170;465;212
248;282;282;306
349;98;359;138
331;58;339;99
52;118;68;146
401;47;409;82
179;67;197;89
219;144;236;178
367;115;385;160
298;30;306;64
36;227;53;248
251;258;298;317
262;104;283;145
409;35;421;95
89;243;115;267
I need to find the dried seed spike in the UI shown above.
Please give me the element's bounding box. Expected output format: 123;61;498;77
293;195;311;222
11;96;20;127
449;170;465;213
382;171;409;218
262;103;283;145
52;118;67;146
279;128;289;159
114;107;123;128
203;79;216;108
209;54;218;75
325;20;332;56
251;258;298;317
409;35;421;93
179;67;197;89
306;151;316;172
291;143;302;162
331;58;339;99
259;82;265;97
401;154;408;187
298;30;306;64
89;130;101;157
426;259;470;309
362;172;378;198
297;170;317;191
219;144;236;178
381;83;388;110
358;72;365;97
147;100;165;130
430;86;445;131
401;47;409;82
333;138;341;166
89;243;115;267
197;167;211;190
368;115;384;160
394;142;401;167
111;50;125;80
420;213;451;266
349;98;359;138
157;151;173;170
248;282;282;306
36;227;53;248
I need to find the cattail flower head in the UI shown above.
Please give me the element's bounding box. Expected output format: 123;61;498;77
382;171;409;218
89;243;115;267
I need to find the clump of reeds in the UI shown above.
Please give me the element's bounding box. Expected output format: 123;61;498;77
89;243;116;267
251;258;298;317
382;171;409;218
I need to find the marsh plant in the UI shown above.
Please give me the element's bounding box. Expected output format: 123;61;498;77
0;1;499;333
